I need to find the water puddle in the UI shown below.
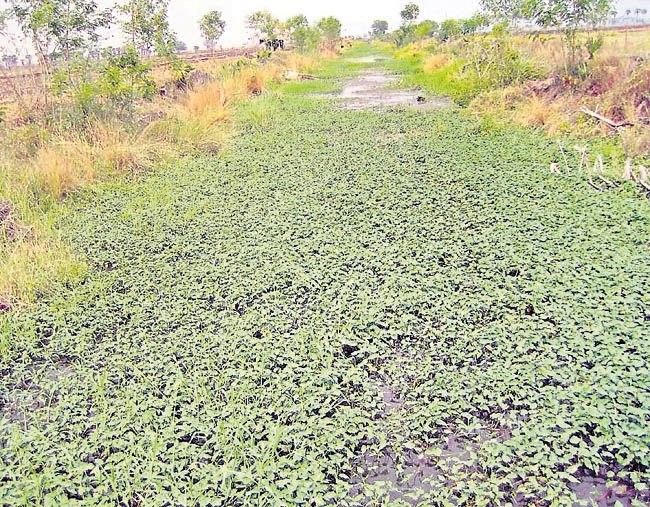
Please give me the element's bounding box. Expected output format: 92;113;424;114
336;70;451;111
570;474;647;506
345;56;388;64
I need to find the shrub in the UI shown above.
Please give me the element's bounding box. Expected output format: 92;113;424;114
460;35;541;88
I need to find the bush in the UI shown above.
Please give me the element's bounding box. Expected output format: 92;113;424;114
49;47;156;126
460;35;541;89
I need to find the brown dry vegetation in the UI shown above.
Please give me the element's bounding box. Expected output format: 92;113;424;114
475;29;650;157
396;27;650;180
0;50;325;309
473;29;650;153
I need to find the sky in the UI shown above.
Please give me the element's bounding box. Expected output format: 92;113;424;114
2;0;649;56
154;0;482;49
110;0;650;49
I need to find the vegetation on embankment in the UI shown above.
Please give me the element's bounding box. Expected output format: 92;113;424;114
1;56;649;504
384;27;650;184
0;51;323;311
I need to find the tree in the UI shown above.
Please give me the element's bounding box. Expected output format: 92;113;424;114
9;0;113;67
174;40;187;52
247;11;279;40
286;14;308;30
400;2;420;25
438;19;461;41
199;10;226;50
480;0;527;24
0;8;9;36
285;14;319;51
371;20;389;36
414;20;437;39
119;0;177;55
292;26;321;52
316;16;342;40
461;13;489;34
523;0;613;72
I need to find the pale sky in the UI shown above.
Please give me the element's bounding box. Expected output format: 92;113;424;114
148;0;482;48
152;0;479;48
108;0;650;49
1;0;648;56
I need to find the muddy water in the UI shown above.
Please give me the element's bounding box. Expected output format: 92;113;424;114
337;70;451;111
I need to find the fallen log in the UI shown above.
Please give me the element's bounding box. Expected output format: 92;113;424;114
580;107;634;129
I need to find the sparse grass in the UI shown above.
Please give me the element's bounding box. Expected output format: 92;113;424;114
422;53;450;73
0;231;86;310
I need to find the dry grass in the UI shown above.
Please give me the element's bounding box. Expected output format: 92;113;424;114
462;27;650;162
514;27;650;71
0;50;329;309
423;54;450;73
282;53;318;74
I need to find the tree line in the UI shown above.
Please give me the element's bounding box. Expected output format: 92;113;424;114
0;1;344;69
371;0;622;73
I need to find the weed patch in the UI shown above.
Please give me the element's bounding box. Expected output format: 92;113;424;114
1;90;648;505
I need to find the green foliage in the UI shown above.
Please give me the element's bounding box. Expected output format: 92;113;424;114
292;26;321;53
461;35;542;87
438;18;462;41
1;43;648;507
246;10;279;40
393;25;416;47
371;19;389;37
414;20;437;39
1;77;649;504
167;57;194;86
522;0;614;74
199;10;226;50
584;33;604;59
286;14;308;30
393;33;540;104
49;46;155;122
400;2;420;25
480;0;528;23
99;46;155;105
118;0;177;56
399;57;482;105
284;14;321;53
461;12;489;34
316;16;342;41
10;0;113;65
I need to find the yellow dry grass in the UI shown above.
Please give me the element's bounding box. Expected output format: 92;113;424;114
1;49;333;308
283;53;318;74
423;54;450;73
515;27;650;71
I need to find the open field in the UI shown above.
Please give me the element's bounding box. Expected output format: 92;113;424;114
1;46;649;506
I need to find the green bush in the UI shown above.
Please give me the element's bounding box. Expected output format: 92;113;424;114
49;46;156;125
460;35;541;89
